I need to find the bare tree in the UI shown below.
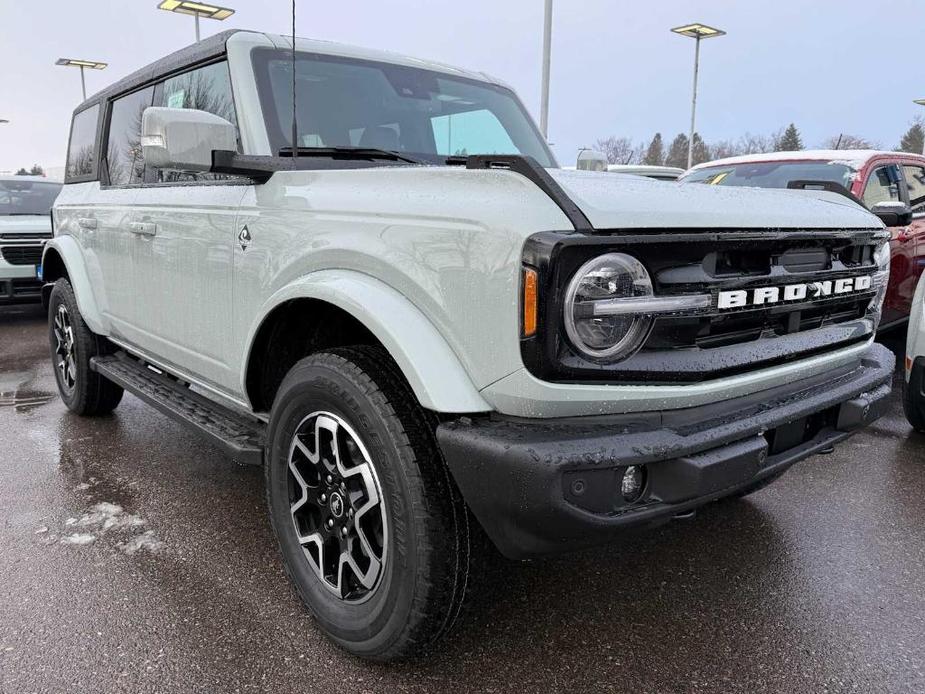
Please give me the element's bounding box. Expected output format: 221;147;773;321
821;134;878;150
593;136;640;165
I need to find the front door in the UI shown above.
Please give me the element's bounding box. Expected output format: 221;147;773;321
861;163;908;325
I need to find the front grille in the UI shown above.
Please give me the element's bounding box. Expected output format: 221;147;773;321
0;245;43;265
522;228;887;385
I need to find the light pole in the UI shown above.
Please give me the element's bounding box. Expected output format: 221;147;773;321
914;99;925;155
55;59;108;101
540;0;553;140
157;1;235;42
671;22;725;169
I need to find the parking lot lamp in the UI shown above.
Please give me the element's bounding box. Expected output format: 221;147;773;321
55;59;108;101
671;23;726;169
157;1;235;42
540;0;553;139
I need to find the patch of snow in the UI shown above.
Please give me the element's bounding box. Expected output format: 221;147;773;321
48;501;164;554
60;533;96;546
34;526;48;534
687;149;901;172
117;531;165;556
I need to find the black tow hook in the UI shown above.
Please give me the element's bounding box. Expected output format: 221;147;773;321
817;445;835;455
673;509;697;520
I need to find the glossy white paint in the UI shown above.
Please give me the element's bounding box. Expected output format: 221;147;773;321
906;272;925;380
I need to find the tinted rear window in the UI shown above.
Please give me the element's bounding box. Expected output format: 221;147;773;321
66;104;100;181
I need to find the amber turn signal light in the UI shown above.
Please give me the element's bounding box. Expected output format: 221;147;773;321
522;267;538;337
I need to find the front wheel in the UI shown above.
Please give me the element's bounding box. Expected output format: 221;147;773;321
48;278;123;416
265;346;471;661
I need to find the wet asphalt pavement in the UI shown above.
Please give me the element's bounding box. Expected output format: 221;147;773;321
2;303;925;693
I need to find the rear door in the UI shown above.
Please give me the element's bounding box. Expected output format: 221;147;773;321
124;60;248;393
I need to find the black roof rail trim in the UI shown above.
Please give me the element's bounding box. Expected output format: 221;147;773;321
466;155;593;232
70;29;245;114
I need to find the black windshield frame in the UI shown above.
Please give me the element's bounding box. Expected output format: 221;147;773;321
251;47;557;168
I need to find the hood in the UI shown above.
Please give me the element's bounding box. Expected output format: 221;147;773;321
0;215;51;236
547;168;881;230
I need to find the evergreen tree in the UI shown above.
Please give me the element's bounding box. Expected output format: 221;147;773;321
14;168;28;176
642;133;664;166
29;164;44;176
690;133;710;166
777;123;804;151
899;118;925;154
665;133;690;169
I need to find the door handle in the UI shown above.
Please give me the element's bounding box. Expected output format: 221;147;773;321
77;217;97;230
129;222;157;237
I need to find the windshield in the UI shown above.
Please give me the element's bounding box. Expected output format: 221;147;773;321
681;160;856;192
0;180;61;216
252;48;556;167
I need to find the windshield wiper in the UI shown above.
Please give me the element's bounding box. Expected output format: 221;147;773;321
278;146;424;164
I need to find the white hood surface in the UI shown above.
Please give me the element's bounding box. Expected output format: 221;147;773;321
547;168;881;231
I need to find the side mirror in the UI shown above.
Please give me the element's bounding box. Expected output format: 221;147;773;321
576;148;608;172
870;200;913;227
141;107;237;173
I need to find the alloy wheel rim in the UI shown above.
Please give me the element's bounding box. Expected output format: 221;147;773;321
53;304;77;393
287;411;388;603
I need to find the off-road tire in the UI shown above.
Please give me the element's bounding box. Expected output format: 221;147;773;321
265;346;471;661
48;278;123;416
903;359;925;432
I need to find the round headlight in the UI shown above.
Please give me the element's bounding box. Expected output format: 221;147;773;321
563;253;653;361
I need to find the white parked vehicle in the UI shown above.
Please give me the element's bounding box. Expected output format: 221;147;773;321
0;176;60;303
904;274;925;429
46;30;894;660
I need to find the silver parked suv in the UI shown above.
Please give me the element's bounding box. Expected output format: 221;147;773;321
45;30;894;660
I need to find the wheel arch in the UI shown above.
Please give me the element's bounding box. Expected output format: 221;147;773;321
41;237;106;334
242;270;491;415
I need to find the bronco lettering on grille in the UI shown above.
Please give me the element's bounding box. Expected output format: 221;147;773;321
717;275;873;310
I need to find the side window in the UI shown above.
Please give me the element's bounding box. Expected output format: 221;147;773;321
430;109;517;157
106;86;154;186
862;165;902;208
149;61;240;183
903;165;925;213
65;104;100;181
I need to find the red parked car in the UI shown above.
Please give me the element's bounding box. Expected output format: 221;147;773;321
682;150;925;328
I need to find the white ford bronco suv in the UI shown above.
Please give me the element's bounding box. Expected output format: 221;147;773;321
46;30;894;660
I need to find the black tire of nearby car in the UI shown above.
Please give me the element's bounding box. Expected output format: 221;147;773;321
903;358;925;433
47;278;124;416
265;346;471;661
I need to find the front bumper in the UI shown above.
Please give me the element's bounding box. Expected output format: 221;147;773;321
438;343;894;559
0;257;42;304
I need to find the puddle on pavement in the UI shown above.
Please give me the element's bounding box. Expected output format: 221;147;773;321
0;369;54;412
0;388;54;412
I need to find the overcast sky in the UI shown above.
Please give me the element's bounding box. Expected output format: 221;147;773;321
1;0;923;172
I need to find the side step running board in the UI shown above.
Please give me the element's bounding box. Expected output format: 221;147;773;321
91;353;266;465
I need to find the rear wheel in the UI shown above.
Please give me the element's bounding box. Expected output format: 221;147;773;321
265;346;471;661
48;279;123;416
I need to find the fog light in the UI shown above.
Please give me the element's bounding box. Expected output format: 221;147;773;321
620;465;646;503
